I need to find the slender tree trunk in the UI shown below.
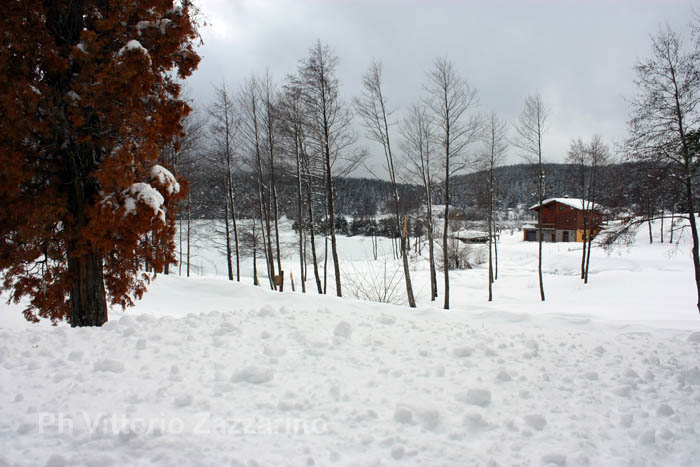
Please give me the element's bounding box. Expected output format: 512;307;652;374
325;161;341;297
271;175;283;289
670;210;675;243
178;215;183;276
488;185;493;302
537;165;545;301
231;198;240;282
252;221;259;286
584;165;599;284
443;174;450;309
684;175;700;315
224;192;233;281
648;218;653;244
294;135;307;293
427;198;437;301
581;209;588;280
186;193;191;277
400;215;416;307
323;200;329;295
494;225;499;281
660;182;665;243
251;94;276;290
306;181;323;294
227;172;240;282
372;230;378;261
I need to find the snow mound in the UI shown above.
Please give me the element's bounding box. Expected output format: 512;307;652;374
231;366;274;384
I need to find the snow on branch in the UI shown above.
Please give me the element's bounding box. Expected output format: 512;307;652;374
124;183;165;222
149;164;180;195
117;40;151;64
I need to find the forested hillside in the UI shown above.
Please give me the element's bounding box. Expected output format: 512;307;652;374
185;161;690;222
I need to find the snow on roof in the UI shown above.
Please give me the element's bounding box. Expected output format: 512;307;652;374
529;198;602;211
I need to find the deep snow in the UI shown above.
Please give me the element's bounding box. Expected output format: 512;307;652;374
1;219;700;466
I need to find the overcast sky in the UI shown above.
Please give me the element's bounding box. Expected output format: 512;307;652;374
185;0;695;177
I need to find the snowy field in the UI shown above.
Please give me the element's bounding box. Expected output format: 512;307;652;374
1;219;700;466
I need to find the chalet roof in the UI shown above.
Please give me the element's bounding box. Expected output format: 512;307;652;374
529;197;602;212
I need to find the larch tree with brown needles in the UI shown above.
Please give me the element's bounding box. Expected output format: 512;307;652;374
0;0;201;326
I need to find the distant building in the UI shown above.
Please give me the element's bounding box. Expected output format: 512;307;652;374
523;198;604;242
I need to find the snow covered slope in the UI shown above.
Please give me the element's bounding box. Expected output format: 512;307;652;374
2;274;700;467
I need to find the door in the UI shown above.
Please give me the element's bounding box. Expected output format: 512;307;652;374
551;233;556;242
563;231;569;242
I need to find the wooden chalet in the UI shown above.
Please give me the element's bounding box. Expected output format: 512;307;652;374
523;198;603;243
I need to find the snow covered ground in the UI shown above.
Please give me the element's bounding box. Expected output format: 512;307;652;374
1;219;700;466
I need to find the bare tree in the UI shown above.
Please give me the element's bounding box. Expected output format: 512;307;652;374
425;57;481;309
297;40;361;297
279;81;309;293
208;83;241;282
259;71;284;288
513;94;549;302
567;137;589;280
477;113;508;301
626;25;700;314
238;76;276;290
160;105;206;278
583;135;609;283
401;103;439;301
355;61;416;308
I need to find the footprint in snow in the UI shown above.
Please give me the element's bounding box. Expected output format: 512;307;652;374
231;366;274;384
523;414;547;431
455;389;491;407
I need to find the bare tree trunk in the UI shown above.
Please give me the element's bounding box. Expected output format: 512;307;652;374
443;172;450;309
294;135;307;293
252;221;259;286
178;215;183;276
305;179;323;294
670;210;675;243
660;180;665;243
226;162;240;282
272;183;282;287
372;230;378;260
325;144;341;297
231;191;240;282
323;199;329;295
514;95;547;301
685;179;700;315
494;225;499;280
400;216;416;307
488;178;493;301
186;192;191;277
224;192;233;281
537;165;545;301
